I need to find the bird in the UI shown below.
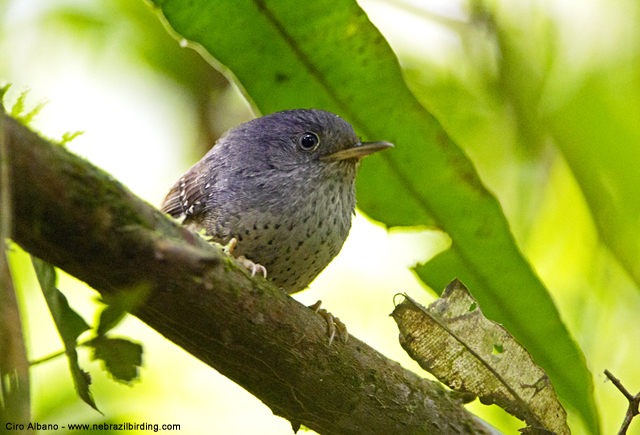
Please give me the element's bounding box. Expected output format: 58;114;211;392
161;109;392;342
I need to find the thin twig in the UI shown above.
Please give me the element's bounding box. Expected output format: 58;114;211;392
604;369;640;435
29;339;93;367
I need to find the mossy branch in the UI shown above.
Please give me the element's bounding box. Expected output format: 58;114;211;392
4;111;497;435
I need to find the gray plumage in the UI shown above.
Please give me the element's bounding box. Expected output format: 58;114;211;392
161;109;391;294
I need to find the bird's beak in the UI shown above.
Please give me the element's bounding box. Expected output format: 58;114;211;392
320;141;393;162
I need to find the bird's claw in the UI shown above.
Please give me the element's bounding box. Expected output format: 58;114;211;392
238;256;268;278
223;238;267;278
308;300;348;345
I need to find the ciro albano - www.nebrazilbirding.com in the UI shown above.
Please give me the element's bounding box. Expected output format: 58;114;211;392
5;421;179;432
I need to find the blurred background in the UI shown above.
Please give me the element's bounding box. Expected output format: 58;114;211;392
2;0;639;433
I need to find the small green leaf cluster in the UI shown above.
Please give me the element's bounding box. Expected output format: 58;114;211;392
31;257;146;412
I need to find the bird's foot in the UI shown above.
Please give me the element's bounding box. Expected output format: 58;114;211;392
223;238;267;278
308;300;348;345
223;237;238;255
237;256;267;278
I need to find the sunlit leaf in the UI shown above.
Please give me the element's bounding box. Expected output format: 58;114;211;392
393;279;570;435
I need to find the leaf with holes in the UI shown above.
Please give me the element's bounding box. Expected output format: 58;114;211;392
392;279;570;435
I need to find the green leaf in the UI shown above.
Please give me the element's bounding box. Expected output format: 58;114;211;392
89;336;143;385
31;256;98;412
96;305;127;337
96;283;151;336
31;257;90;346
547;73;640;291
65;348;99;413
150;1;598;432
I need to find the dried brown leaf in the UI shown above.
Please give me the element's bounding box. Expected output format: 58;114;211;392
392;279;570;435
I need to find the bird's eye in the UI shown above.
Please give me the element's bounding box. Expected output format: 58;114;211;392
298;132;320;152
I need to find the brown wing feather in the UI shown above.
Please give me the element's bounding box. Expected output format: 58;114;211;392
160;161;212;219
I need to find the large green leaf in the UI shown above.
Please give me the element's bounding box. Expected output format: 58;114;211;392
149;0;598;432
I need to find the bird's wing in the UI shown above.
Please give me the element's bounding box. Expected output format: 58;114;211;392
160;161;212;220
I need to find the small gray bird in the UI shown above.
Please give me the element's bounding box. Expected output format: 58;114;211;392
161;109;392;300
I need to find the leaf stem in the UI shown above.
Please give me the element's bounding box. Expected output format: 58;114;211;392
30;339;91;367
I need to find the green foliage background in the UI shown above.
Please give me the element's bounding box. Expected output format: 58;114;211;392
2;0;640;434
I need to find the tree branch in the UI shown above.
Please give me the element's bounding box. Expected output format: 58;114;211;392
5;112;496;435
